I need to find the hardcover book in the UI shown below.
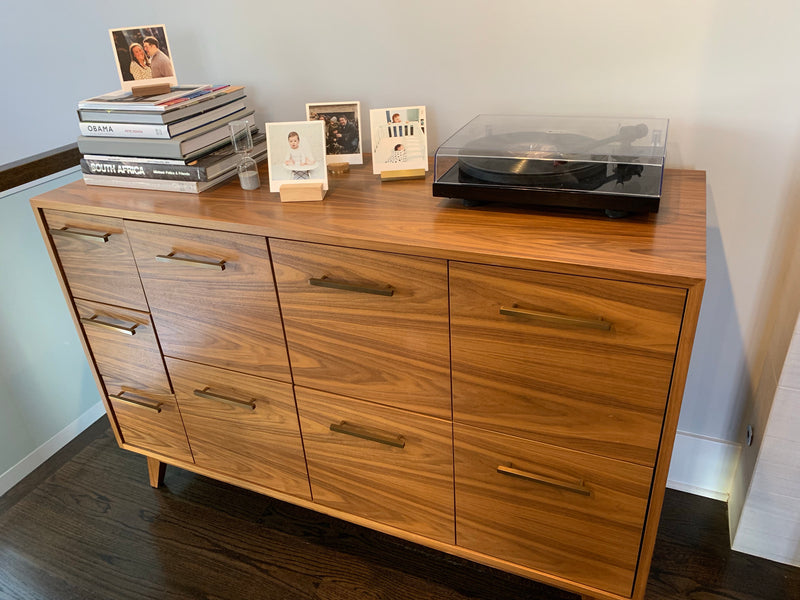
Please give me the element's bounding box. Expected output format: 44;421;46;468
77;84;216;112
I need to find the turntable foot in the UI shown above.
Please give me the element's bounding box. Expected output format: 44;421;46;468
463;199;487;208
604;209;629;219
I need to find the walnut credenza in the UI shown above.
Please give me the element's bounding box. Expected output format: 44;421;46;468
32;165;706;600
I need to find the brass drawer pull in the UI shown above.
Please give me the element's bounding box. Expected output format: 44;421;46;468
48;226;111;243
309;276;394;296
499;304;611;331
109;391;163;413
497;464;591;496
329;421;406;448
80;315;139;336
193;387;256;410
155;252;226;270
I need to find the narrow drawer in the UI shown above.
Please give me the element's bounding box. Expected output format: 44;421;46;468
74;298;170;395
450;262;685;465
43;210;148;310
124;221;291;382
271;239;451;419
166;358;311;499
296;387;455;544
107;389;193;463
454;424;652;597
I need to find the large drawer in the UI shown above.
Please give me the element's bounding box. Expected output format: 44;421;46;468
166;358;311;499
271;239;451;419
74;298;170;395
454;424;652;597
450;262;685;465
43;210;148;310
296;387;455;544
124;221;291;382
108;389;193;463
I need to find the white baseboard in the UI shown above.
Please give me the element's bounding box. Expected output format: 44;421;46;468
667;430;742;502
0;401;106;497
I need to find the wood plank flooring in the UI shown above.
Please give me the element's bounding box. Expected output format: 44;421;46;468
1;418;798;600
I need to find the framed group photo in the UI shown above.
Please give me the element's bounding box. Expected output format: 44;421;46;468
369;106;428;174
109;24;177;91
266;120;328;193
306;101;363;165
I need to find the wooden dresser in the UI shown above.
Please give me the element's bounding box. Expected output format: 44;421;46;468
31;164;706;600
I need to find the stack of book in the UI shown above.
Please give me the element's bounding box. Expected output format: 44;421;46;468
76;85;266;193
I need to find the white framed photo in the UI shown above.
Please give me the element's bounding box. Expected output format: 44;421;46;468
306;101;363;165
369;106;428;174
266;120;328;193
109;25;178;92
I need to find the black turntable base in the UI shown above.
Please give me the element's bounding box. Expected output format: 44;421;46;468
432;119;668;217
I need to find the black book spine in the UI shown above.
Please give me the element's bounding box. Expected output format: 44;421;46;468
80;157;207;182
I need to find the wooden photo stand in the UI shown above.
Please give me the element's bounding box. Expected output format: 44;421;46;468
280;182;325;202
131;82;172;97
380;168;426;181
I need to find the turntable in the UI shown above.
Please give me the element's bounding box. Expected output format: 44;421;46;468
432;115;668;217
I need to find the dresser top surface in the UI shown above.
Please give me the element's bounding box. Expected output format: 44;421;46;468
33;162;706;285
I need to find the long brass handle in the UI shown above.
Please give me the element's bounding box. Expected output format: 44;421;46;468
156;252;226;270
309;276;394;296
109;392;163;413
329;421;406;448
49;226;110;243
193;387;256;410
499;305;611;331
80;315;139;336
497;464;591;496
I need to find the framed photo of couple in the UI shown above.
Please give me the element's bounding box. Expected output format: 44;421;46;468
109;25;177;92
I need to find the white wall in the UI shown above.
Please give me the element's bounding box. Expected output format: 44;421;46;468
3;0;800;498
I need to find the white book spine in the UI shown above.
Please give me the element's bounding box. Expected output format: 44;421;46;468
78;122;171;138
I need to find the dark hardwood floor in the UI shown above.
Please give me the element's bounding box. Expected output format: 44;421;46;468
1;419;798;600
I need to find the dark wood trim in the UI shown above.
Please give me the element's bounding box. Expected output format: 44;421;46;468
0;143;81;193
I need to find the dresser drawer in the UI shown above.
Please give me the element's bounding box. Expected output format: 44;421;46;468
108;390;193;463
124;221;290;382
271;240;451;419
454;424;652;597
75;298;170;395
450;262;685;465
166;358;311;499
43;210;148;310
296;387;454;543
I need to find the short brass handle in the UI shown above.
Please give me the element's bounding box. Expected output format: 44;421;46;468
109;391;163;413
193;387;256;410
156;252;226;270
499;305;611;331
80;315;139;336
497;464;591;496
329;421;406;448
49;226;110;243
309;276;394;296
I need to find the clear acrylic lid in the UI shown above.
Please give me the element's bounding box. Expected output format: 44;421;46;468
436;114;668;166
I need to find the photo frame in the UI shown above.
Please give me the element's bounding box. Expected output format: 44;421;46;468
369;106;428;174
109;25;178;92
305;101;363;165
266;120;328;193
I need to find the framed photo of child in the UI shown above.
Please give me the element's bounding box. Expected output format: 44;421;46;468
266;120;328;193
109;25;178;92
369;106;428;174
306;101;363;165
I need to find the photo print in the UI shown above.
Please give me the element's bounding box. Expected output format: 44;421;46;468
306;101;363;165
369;106;428;174
109;25;177;91
266;120;328;193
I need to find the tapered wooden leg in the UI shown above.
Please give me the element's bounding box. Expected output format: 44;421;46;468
146;456;166;488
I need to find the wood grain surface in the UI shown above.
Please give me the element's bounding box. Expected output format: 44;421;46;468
124;220;291;382
296;387;455;544
454;423;652;597
450;261;685;466
30;164;706;286
271;239;451;418
43;209;149;310
166;357;311;500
